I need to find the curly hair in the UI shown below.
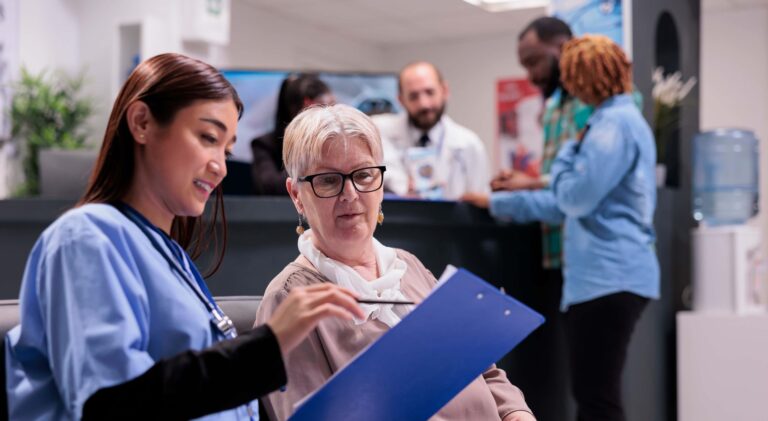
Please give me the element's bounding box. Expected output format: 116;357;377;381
560;35;632;105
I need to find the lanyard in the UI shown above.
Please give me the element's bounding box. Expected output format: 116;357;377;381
113;202;237;339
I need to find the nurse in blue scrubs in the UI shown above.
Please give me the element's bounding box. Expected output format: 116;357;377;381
5;53;364;420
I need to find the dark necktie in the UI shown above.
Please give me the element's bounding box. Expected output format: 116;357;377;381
418;133;430;147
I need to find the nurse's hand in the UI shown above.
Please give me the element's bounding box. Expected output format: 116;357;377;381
267;283;364;355
503;410;536;421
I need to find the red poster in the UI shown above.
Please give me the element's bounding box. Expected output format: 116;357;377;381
496;78;544;176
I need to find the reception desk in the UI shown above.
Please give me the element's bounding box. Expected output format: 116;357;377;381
0;196;540;298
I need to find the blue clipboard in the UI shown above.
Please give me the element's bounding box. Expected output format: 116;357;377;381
288;267;545;421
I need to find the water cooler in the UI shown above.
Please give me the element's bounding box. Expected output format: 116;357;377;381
692;225;766;314
692;129;768;314
690;129;765;313
679;129;768;421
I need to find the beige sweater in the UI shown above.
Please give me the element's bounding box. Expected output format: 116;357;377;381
254;249;532;421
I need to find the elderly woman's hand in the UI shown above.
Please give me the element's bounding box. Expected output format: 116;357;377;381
503;410;536;421
267;283;364;355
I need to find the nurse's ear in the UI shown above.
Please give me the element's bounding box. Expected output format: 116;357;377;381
126;101;153;145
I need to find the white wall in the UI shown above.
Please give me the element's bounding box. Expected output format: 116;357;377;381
700;2;768;249
19;0;81;74
45;0;388;147
3;0;532;197
380;32;528;167
12;0;533;151
212;1;386;71
24;1;768;213
0;0;81;198
73;0;185;145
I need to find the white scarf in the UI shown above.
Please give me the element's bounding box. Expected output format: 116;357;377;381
297;229;411;327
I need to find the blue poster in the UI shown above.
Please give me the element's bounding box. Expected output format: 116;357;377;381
550;0;630;55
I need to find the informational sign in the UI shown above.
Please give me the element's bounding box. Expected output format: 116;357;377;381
495;78;543;176
180;0;231;45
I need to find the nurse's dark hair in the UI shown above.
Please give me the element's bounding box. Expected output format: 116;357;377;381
79;53;243;277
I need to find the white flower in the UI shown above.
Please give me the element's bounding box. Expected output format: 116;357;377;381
652;67;697;107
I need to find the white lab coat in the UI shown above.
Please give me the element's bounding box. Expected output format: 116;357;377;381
373;113;491;199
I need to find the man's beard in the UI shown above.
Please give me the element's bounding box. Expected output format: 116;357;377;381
540;55;561;98
408;102;446;131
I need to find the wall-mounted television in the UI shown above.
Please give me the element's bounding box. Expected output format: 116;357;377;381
222;70;401;163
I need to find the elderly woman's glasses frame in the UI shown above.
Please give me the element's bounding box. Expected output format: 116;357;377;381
298;166;387;198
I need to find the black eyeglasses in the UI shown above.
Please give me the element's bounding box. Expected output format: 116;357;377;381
298;166;386;198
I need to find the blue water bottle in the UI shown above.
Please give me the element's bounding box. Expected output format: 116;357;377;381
692;129;760;225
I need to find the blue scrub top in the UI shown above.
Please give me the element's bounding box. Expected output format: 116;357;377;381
5;204;257;420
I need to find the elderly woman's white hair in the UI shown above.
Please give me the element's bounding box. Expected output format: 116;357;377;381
282;104;384;178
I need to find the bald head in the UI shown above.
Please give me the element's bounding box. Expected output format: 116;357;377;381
397;61;448;131
398;61;444;93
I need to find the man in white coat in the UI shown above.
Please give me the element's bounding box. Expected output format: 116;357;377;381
373;61;490;200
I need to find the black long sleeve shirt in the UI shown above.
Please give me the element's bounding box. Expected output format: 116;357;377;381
82;325;286;420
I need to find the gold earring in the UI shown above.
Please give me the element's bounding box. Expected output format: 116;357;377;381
296;215;305;235
377;207;384;225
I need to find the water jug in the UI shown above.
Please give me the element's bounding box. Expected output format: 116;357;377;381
692;129;759;225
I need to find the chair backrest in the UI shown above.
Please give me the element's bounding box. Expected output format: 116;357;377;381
0;296;262;421
0;300;20;421
0;301;19;345
216;295;263;333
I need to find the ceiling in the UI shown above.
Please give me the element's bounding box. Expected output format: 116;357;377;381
239;0;768;45
703;0;768;10
241;0;547;47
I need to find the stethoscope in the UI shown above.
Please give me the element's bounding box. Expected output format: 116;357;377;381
113;202;237;340
115;203;260;419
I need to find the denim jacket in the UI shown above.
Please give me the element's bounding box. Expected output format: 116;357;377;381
490;94;660;310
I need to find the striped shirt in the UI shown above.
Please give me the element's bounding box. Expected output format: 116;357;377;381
539;88;592;269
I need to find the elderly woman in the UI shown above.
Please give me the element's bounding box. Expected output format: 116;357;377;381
254;104;535;421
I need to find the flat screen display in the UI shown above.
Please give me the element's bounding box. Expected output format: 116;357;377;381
222;70;401;163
